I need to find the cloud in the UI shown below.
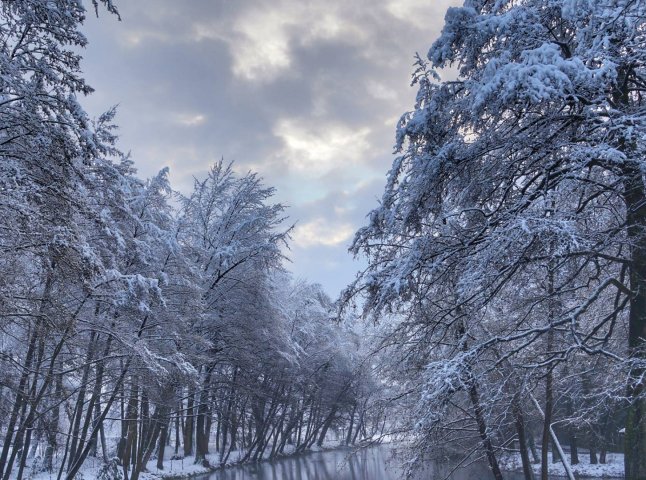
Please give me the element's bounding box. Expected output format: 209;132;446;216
293;218;355;248
224;7;294;81
273;119;372;176
175;113;207;127
191;1;370;83
386;0;456;29
79;0;459;295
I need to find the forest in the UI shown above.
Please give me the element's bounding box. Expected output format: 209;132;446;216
346;1;646;479
1;1;646;480
0;3;386;480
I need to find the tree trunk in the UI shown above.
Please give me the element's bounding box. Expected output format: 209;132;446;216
527;429;540;464
468;375;504;480
195;367;213;465
14;322;47;480
0;325;38;479
121;379;139;479
346;403;356;446
456;317;502;480
44;375;62;472
513;397;535;480
316;407;337;447
71;336;112;469
566;394;579;465
65;354;133;480
551;439;560;463
215;411;221;453
622;159;646;480
569;431;579;465
175;407;181;455
183;388;195;457
589;439;598;465
98;400;109;462
157;417;169;470
67;333;97;471
541;330;554;480
133;406;166;479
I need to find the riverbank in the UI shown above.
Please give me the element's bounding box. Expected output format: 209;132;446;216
6;438;376;480
4;443;349;480
135;442;349;480
499;451;624;479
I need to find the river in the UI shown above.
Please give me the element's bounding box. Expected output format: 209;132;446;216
196;445;534;480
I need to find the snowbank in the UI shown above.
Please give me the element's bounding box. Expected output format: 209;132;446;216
500;452;624;479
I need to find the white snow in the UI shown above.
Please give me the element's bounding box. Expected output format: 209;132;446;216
500;451;624;479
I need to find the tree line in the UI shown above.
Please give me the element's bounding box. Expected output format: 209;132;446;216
0;2;381;480
346;1;646;479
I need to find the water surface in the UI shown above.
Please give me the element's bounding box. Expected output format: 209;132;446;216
199;445;531;480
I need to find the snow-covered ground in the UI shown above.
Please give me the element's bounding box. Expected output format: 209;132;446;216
137;442;347;479
139;452;221;480
500;452;624;479
9;441;349;480
7;454;220;480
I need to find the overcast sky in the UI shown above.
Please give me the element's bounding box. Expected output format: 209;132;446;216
79;0;458;297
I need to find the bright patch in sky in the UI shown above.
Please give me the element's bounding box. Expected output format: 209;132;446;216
274;119;372;176
294;218;355;248
230;8;294;81
176;113;207;127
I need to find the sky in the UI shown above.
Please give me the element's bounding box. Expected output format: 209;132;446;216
79;0;458;298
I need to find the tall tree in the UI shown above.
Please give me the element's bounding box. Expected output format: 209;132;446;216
348;0;646;477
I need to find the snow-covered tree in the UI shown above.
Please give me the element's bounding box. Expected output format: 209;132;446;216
349;1;646;478
0;3;387;479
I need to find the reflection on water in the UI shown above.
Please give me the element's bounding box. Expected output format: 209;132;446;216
201;445;530;480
